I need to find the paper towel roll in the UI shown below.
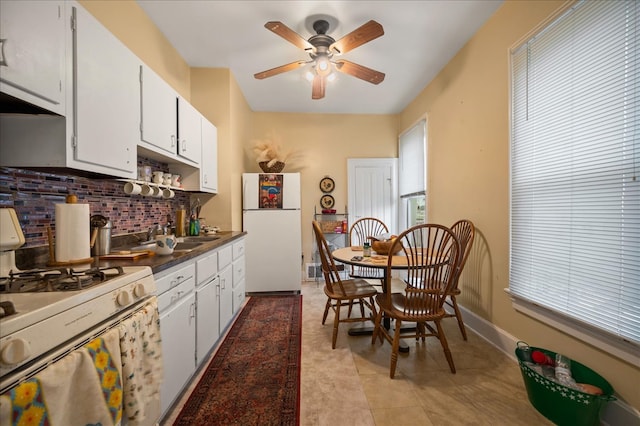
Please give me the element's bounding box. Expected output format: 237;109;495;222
55;203;90;262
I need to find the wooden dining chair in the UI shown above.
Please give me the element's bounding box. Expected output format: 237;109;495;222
312;221;379;349
348;217;389;284
371;223;460;378
444;219;475;340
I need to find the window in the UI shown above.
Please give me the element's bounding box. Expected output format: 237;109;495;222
399;119;426;230
509;0;639;361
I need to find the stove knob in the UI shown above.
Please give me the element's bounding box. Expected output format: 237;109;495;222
1;338;31;365
116;290;132;306
133;283;146;298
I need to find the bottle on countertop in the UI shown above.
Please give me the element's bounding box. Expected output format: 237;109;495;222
176;206;186;237
189;214;200;236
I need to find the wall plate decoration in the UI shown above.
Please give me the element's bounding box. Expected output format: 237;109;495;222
319;176;335;193
320;194;335;209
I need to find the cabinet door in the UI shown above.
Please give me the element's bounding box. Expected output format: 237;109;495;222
196;277;220;365
140;64;178;156
159;291;196;415
201;117;218;193
72;4;138;177
177;97;201;165
219;265;234;333
0;1;65;115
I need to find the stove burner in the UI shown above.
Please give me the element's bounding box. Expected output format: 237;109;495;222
0;266;125;293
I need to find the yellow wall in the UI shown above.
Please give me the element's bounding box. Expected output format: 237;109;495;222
190;68;253;232
400;0;639;407
78;0;190;98
81;0;639;408
250;113;398;268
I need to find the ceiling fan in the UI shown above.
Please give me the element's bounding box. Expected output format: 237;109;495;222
254;18;385;100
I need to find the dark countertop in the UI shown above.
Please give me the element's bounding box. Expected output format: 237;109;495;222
103;231;247;274
15;231;247;275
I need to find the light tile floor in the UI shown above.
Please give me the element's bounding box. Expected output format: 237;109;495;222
299;281;552;426
164;281;551;425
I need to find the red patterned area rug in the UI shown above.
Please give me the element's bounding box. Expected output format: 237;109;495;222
173;295;302;426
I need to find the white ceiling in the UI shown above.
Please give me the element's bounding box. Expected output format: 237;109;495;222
136;0;503;115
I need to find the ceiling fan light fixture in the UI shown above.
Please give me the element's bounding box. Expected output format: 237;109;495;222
327;73;336;82
305;70;315;82
315;55;331;76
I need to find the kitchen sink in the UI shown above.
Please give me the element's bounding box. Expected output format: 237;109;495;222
181;236;220;242
127;241;157;251
173;242;204;251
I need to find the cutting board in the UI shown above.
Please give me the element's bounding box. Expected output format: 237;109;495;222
99;250;154;260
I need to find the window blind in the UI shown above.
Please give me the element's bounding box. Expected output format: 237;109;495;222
510;0;640;346
399;119;426;196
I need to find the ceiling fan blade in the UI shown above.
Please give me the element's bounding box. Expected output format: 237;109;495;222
312;75;325;99
335;60;385;85
265;21;314;51
254;61;308;79
330;20;384;55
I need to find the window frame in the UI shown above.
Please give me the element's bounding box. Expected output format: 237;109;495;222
507;0;640;366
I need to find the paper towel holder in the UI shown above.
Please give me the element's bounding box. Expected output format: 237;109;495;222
46;194;93;266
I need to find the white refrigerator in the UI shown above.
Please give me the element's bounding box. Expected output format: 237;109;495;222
242;173;302;293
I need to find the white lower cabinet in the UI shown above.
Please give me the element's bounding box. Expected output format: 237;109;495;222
156;237;246;419
195;250;219;365
232;239;246;313
158;277;195;415
218;244;234;332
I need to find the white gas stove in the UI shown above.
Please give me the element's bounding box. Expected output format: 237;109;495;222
0;208;157;391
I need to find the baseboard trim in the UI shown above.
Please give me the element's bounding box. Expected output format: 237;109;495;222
458;305;640;426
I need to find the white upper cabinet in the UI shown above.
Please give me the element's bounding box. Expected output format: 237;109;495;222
0;1;137;179
0;1;66;115
72;3;138;177
177;97;201;166
171;115;217;194
201;118;218;193
140;64;178;157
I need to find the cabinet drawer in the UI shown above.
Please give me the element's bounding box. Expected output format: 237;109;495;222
232;239;245;260
157;277;194;313
155;262;195;295
218;244;233;270
233;280;245;314
196;251;218;285
233;258;245;286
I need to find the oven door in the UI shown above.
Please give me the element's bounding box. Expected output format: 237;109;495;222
0;297;162;426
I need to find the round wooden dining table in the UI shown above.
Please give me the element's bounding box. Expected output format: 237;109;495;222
331;246;414;352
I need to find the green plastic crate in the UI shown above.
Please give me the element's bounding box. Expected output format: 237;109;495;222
515;342;616;426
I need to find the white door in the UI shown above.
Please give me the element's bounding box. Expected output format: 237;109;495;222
159;291;196;414
74;4;138;176
196;277;219;365
0;1;65;115
347;158;398;234
140;64;178;156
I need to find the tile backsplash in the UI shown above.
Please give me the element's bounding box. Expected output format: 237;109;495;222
0;157;191;248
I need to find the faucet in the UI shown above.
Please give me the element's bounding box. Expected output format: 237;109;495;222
147;224;163;241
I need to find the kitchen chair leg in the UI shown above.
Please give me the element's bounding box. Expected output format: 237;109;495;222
371;309;383;344
389;319;403;378
332;299;342;349
450;295;467;341
322;297;331;325
435;319;456;374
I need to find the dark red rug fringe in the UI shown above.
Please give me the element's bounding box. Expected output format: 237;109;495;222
172;295;302;426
